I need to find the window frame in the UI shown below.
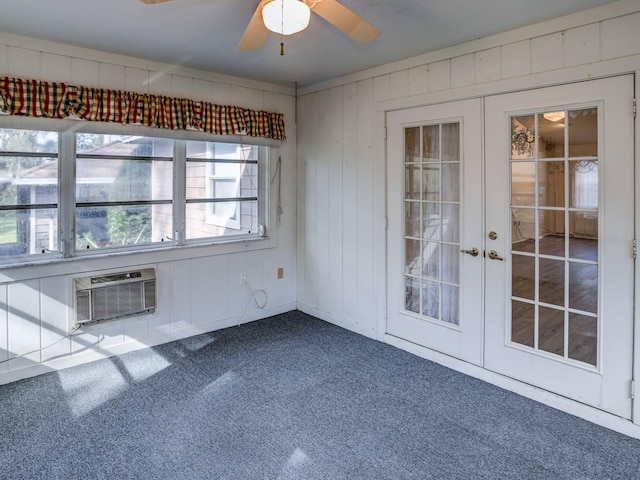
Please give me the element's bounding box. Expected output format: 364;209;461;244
0;115;278;268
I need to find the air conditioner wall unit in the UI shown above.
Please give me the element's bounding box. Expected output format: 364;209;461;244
74;268;157;325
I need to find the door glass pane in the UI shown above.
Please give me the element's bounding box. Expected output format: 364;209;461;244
539;306;565;356
442;123;460;162
509;107;599;366
512;254;535;301
442;163;460;202
442;203;459;243
538;112;565;159
511;116;535;159
442;285;459;324
511;300;534;347
422;280;440;319
539;258;564;308
511;208;534;249
405;127;420;162
569;108;598;157
405;202;420;238
422;125;439;161
569;262;598;314
405;165;421;200
404;276;420;315
511;162;536;206
403;123;461;325
568;312;597;366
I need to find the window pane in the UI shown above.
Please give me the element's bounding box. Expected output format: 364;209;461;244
76;159;171;202
538;112;565;159
77;134;173;157
0;128;59;258
76;205;162;249
186;200;257;240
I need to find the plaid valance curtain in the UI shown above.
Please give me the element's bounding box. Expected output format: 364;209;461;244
0;76;286;140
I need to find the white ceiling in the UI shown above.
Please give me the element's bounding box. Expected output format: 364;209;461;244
0;0;618;87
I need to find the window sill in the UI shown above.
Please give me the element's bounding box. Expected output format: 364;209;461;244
0;234;276;283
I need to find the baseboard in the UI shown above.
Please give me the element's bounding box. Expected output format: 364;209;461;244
0;301;297;386
296;302;378;339
385;334;640;440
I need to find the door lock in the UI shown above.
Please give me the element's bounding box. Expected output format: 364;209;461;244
488;250;504;261
460;247;479;257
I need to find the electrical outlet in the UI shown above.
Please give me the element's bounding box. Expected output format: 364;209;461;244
277;267;284;279
240;273;246;285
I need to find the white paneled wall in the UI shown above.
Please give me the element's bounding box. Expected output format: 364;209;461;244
0;33;297;384
296;1;640;339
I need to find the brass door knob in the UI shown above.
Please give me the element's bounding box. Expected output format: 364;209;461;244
460;247;479;257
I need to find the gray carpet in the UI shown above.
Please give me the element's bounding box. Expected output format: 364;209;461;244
1;310;640;479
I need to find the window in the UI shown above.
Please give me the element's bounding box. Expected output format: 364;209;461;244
0;124;270;262
0;128;58;256
75;134;174;250
186;142;262;241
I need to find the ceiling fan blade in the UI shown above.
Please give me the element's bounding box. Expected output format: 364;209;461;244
312;0;380;44
238;0;271;51
140;0;175;4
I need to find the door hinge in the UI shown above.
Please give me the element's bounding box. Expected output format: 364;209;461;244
634;97;637;119
631;380;635;399
633;239;637;260
385;216;388;230
384;126;387;140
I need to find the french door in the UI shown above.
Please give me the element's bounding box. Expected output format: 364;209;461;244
484;76;635;418
387;76;635;418
386;99;483;365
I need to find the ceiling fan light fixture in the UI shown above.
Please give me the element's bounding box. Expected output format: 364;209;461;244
262;0;311;36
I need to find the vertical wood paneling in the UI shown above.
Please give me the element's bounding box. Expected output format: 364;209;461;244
192;78;213;102
124;67;150;94
451;54;475;88
245;249;264;312
373;74;391;102
342;83;358;323
96;317;125;349
149;262;173;336
99;62;125;90
171;74;193;98
70;58;99;86
148;70;173;96
210;254;231;321
228;253;250;318
563;24;600;67
190;257;212;326
170;260;192;331
314;89;331;312
8;280;41;369
40;276;71;362
428;59;451;92
0;45;7;75
475;48;501;84
388;70;409;99
601;12;640;60
327;87;344;316
355;79;374;329
7;46;40;79
501;40;531;79
409;65;429;96
0;285;8;373
531;33;563;73
40;53;70;82
296;94;310;307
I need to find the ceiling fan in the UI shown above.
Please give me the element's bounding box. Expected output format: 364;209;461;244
140;0;381;51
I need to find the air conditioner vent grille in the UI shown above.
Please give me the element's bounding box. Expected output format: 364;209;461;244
74;268;156;325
